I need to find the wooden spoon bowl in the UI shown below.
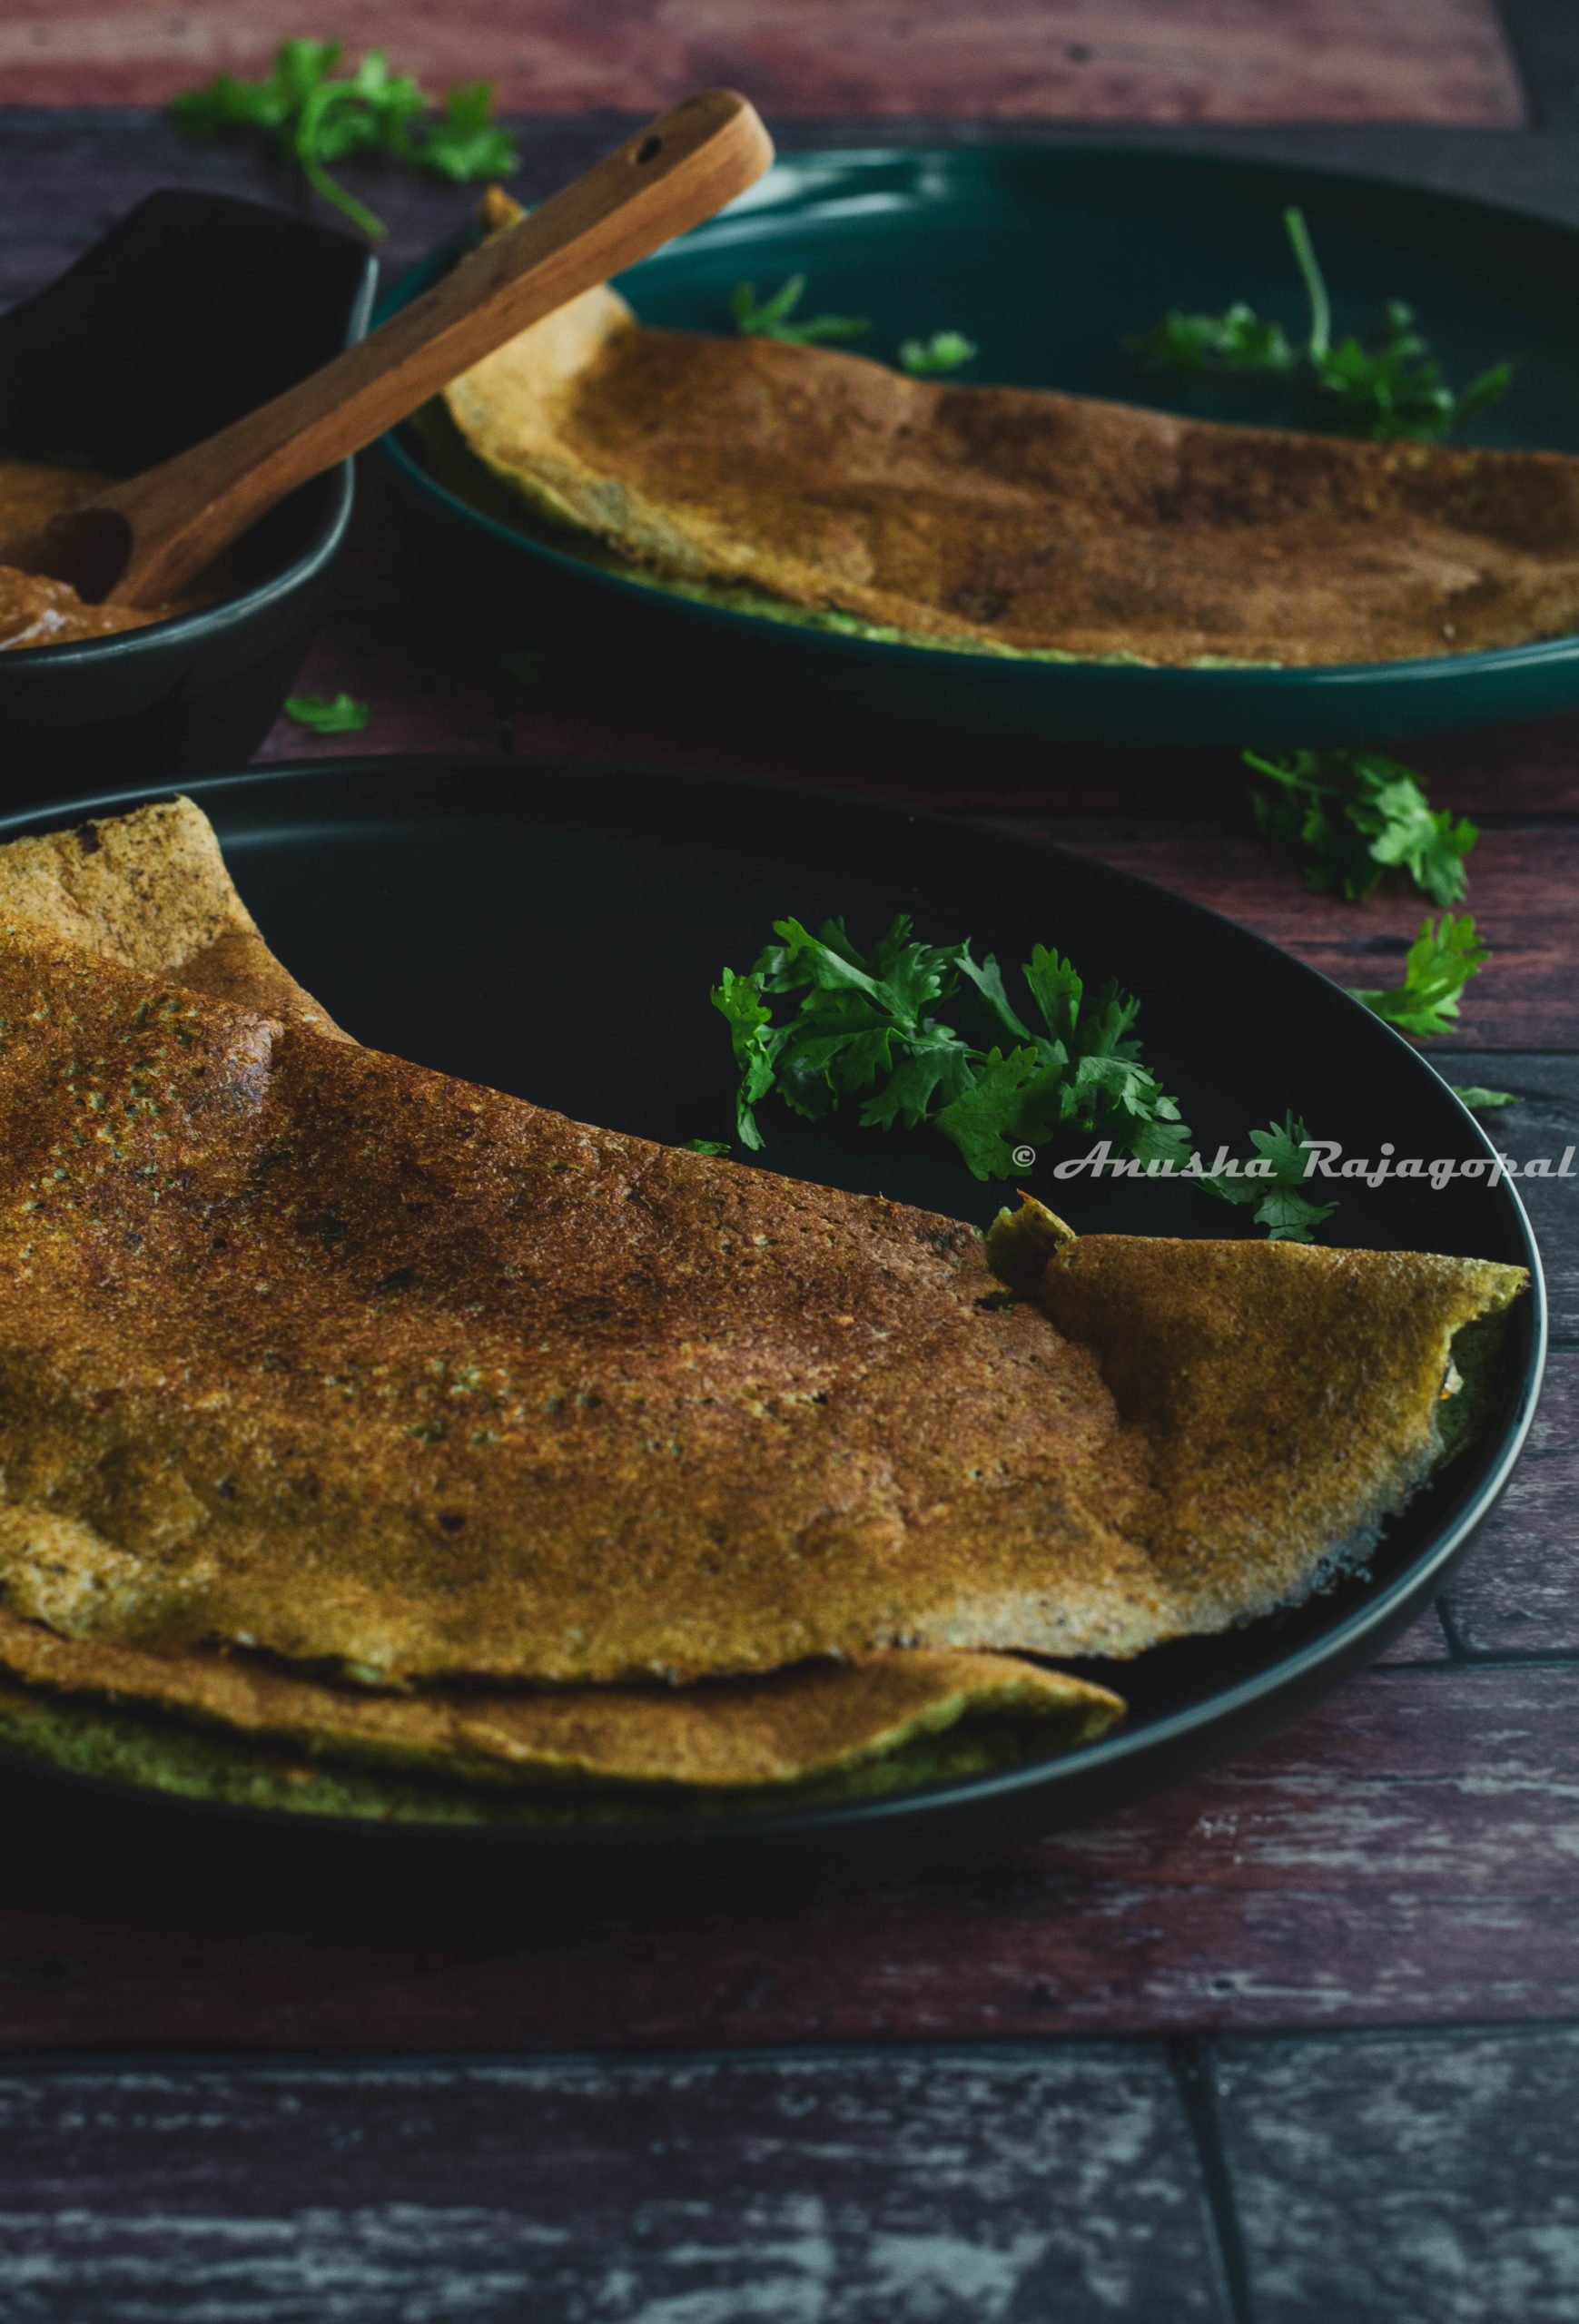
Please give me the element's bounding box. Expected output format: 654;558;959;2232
0;90;773;610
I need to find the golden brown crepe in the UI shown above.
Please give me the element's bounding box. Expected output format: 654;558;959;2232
0;796;347;1037
0;1616;1118;1791
0;802;1123;1796
0;820;1524;1693
0;802;1526;1817
441;276;1579;669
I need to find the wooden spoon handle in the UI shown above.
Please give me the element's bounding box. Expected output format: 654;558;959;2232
101;89;773;606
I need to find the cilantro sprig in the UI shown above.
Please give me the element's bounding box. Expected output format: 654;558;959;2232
1199;1113;1339;1243
171;40;519;241
730;277;870;346
284;691;370;734
731;278;975;375
899;330;978;378
1348;913;1488;1038
713;914;1191;1183
1130;207;1511;442
1245;747;1477;907
1129;303;1297;378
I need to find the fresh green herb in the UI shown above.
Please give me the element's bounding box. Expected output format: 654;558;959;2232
1129;206;1510;442
683;1137;732;1155
729;277;870;346
1310;299;1511;442
1450;1085;1516;1110
713;913;1190;1183
1282;210;1513;440
284;691;370;734
1128;303;1297;378
171;39;518;241
899;330;978;378
730;280;974;374
1244;747;1477;907
417;79;519;182
1199;1112;1339;1243
498;645;548;690
1348;913;1488;1038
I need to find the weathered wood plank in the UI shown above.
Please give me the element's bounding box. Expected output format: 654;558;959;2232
1431;1055;1579;1339
0;108;484;304
0;0;1524;124
1218;2023;1579;2323
1032;818;1579;1049
1412;711;1579;818
0;2050;1227;2324
1372;1605;1453;1665
0;1667;1576;2050
1444;1349;1579;1656
263;601;1579;827
253;614;508;763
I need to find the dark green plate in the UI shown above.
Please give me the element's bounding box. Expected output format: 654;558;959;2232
375;145;1579;750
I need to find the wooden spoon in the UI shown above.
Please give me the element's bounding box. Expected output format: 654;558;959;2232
0;88;773;608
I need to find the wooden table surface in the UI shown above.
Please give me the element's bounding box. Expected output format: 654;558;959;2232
4;11;1579;2317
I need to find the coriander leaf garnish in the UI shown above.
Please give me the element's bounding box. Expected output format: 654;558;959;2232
1244;747;1477;906
683;1137;732;1155
1128;206;1511;442
416;79;519;182
1128;302;1297;378
284;692;371;734
498;645;548;689
171;40;519;241
712;914;1189;1182
1309;300;1512;443
730;277;870;346
1285;212;1512;440
899;330;979;378
1450;1086;1516;1110
729;281;975;374
1199;1113;1339;1244
1348;913;1488;1038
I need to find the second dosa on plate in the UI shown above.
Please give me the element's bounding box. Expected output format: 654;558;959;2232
439;271;1579;670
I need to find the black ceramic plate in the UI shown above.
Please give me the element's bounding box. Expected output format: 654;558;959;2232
0;759;1545;1900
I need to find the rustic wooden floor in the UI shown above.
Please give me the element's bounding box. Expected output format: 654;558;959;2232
0;0;1528;123
3;9;1579;2315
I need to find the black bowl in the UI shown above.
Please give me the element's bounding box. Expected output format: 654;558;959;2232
0;189;375;803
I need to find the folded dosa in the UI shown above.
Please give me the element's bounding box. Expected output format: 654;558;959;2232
0;1667;1079;1824
0;796;348;1039
0;802;1122;1793
0;813;1523;1684
441;279;1579;668
0;1617;1117;1791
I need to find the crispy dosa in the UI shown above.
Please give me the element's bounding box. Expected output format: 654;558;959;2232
0;797;348;1038
441;277;1579;669
0;1669;1081;1825
0;816;1524;1727
0;1619;1119;1792
0;803;1123;1797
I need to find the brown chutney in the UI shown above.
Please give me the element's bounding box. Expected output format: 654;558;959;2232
0;461;172;649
